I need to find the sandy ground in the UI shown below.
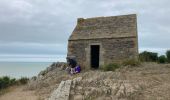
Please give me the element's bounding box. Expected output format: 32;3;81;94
0;85;39;100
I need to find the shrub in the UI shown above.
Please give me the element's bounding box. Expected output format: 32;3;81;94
2;76;10;87
17;77;29;85
158;55;166;64
0;76;29;90
0;76;16;90
10;78;16;85
166;50;170;63
139;51;158;62
101;63;120;71
122;59;141;66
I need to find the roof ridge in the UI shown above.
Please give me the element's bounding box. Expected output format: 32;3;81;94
78;14;136;20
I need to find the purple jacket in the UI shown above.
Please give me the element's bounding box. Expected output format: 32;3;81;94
75;66;81;73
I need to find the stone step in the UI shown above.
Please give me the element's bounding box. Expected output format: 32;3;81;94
48;80;72;100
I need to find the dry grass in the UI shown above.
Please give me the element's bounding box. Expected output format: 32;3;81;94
0;85;39;100
0;86;12;96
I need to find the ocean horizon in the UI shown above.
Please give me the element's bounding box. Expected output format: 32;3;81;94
0;54;66;78
0;61;65;79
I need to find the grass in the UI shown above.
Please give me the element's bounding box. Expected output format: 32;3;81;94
0;87;11;95
122;59;141;66
100;63;120;71
100;59;141;71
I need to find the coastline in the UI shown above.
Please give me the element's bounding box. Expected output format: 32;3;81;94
0;62;52;79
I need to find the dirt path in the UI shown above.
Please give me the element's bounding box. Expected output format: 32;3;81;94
0;85;39;100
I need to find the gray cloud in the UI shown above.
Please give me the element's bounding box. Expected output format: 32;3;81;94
0;0;170;58
0;42;67;55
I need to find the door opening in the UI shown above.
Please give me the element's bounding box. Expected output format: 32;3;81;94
91;45;100;69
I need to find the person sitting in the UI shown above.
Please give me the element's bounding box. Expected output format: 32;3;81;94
67;57;77;74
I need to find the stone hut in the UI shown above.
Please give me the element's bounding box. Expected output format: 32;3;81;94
67;14;138;69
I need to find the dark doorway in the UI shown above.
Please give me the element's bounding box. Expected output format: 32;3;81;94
91;45;100;69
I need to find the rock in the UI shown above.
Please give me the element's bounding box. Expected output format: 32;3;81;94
72;77;82;88
73;95;83;100
27;63;170;100
38;62;66;77
48;80;72;100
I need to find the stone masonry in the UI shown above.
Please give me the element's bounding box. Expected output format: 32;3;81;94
67;14;138;69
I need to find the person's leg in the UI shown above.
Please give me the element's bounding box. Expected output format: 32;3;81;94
71;68;74;74
71;67;76;74
73;67;76;73
65;66;70;74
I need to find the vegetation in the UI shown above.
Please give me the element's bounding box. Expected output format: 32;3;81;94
166;50;170;63
158;55;167;64
17;77;29;85
139;51;158;62
0;76;29;91
100;63;120;71
0;76;16;90
122;59;141;66
138;50;170;64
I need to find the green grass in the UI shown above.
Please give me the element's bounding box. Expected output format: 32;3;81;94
122;59;141;66
100;63;120;71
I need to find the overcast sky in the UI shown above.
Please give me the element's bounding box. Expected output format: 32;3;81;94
0;0;169;62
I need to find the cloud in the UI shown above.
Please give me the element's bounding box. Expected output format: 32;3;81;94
0;54;66;62
0;0;170;60
0;0;33;22
0;42;67;55
0;42;67;62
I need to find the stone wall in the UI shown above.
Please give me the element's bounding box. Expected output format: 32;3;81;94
67;37;138;69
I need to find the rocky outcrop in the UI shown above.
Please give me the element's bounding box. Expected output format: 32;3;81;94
27;62;170;100
27;62;69;100
38;62;66;77
68;74;141;100
47;70;141;100
48;80;72;100
48;77;82;100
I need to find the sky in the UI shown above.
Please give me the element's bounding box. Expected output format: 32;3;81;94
0;0;170;62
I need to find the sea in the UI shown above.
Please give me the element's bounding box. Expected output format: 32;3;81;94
0;62;53;79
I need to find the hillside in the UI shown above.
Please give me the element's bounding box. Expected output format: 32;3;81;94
0;86;38;100
27;62;170;100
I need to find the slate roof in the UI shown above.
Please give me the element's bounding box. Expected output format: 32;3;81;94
69;14;137;40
